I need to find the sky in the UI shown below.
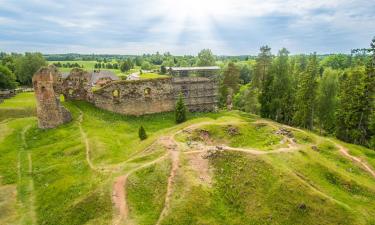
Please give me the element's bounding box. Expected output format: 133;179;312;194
0;0;374;55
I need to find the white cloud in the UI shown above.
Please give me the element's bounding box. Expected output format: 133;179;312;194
0;0;374;54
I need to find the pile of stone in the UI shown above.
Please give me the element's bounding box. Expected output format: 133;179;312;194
275;127;294;138
202;146;225;159
226;125;239;136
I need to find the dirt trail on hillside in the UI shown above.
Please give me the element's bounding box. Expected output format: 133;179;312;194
19;125;36;225
333;142;375;178
155;137;180;225
112;155;168;225
257;119;375;179
77;112;96;171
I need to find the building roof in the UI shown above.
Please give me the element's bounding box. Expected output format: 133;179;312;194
168;66;220;71
61;72;70;79
89;70;119;85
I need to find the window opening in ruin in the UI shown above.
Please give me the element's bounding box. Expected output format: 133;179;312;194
41;86;46;92
144;88;151;96
113;89;120;97
181;85;189;97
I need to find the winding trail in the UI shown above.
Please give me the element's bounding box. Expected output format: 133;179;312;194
333;142;375;178
155;138;180;225
112;154;168;225
77;112;96;171
18;125;36;225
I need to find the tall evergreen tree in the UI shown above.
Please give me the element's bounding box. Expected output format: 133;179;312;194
175;93;187;124
138;126;147;140
316;68;338;133
269;48;293;123
336;68;369;144
293;53;318;129
254;46;272;88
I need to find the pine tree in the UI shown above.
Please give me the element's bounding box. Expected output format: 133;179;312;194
175;93;187;124
293;53;318;129
269;48;293;123
138;126;147;140
316;68;338;134
254;46;272;88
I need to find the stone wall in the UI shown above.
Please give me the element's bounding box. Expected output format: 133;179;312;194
93;78;175;116
92;77;218;116
33;66;72;129
60;68;92;101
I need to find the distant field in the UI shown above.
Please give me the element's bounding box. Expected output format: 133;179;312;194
48;61;165;79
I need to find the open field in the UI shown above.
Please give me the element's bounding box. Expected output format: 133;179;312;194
48;61;167;79
1;93;375;225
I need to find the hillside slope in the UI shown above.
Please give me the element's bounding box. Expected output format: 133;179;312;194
0;93;375;225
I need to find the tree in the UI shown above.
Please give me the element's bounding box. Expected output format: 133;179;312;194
160;65;167;74
135;56;143;66
233;83;260;114
239;64;251;84
316;68;338;133
219;62;240;107
138;126;147;140
253;46;272;88
196;49;215;66
175;93;187;124
14;53;46;85
120;60;131;72
0;65;17;89
269;48;294;123
293;53;318;129
336;68;369;145
141;61;152;70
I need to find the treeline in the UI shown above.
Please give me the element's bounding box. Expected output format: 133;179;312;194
0;52;47;88
52;62;83;69
221;38;374;149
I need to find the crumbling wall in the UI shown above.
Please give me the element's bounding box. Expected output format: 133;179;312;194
92;77;218;116
61;68;92;101
32;66;71;129
93;78;175;116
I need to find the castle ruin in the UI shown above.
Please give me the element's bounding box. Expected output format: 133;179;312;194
33;66;219;128
32;66;72;129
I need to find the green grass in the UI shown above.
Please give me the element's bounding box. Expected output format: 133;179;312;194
0;92;36;121
177;122;284;150
1;92;375;225
127;159;171;225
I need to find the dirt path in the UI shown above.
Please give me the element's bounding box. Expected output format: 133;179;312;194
332;142;375;178
112;155;168;225
77;112;97;171
155;137;180;225
18;125;36;225
257;119;375;179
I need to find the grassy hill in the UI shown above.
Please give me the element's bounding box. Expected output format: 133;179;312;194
1;93;375;225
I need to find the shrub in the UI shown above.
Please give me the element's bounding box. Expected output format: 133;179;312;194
138;126;147;140
175;93;186;124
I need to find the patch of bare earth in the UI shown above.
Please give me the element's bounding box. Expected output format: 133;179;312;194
186;151;213;186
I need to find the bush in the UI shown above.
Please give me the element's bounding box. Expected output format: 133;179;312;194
175;93;186;124
138;126;147;140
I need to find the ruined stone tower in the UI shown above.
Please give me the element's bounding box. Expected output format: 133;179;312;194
32;66;72;129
